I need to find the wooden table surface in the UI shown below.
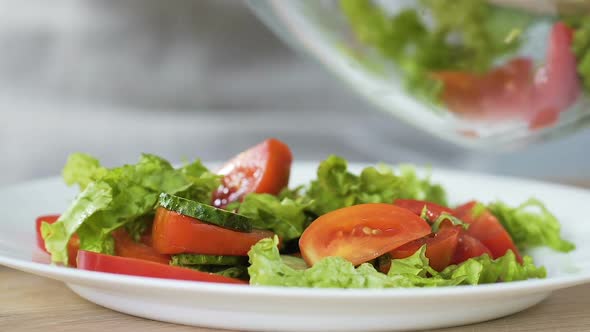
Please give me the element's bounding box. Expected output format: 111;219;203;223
2;180;590;332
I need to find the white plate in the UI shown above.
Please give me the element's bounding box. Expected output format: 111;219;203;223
1;162;589;332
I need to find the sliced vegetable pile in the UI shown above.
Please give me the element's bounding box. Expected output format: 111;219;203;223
37;138;574;288
340;0;588;130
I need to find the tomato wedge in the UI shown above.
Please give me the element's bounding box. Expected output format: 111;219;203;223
434;22;580;125
76;250;246;285
433;58;534;120
451;233;492;265
454;201;522;263
393;199;454;223
152;207;274;255
35;215;79;267
112;229;171;264
299;204;431;266
388;226;461;272
212;138;293;208
533;22;580;117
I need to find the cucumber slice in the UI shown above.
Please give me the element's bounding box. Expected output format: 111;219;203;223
170;254;248;266
158;193;252;232
180;264;249;280
210;266;249;279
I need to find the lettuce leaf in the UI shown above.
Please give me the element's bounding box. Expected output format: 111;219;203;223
237;194;311;242
247;238;546;288
124;214;154;242
488;199;575;252
440;251;547;284
42;154;221;265
41;182;112;265
305;155;362;215
396;165;447;206
304;156;446;216
62;153;108;190
248;237;411;288
386;246;464;287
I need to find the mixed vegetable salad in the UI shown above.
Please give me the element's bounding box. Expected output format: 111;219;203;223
37;139;574;288
340;0;589;129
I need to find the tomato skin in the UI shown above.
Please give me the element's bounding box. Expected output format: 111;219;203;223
451;234;492;265
533;22;580;116
299;203;431;266
393;199;454;223
35;215;79;267
112;229;171;265
66;237;80;267
434;22;580;125
76;250;247;285
212;138;293;208
152;207;274;256
388;226;460;272
454;201;522;263
529;108;560;130
433;58;534;120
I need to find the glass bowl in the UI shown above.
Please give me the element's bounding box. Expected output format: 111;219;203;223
247;0;590;149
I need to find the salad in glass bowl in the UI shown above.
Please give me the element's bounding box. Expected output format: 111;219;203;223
248;0;590;148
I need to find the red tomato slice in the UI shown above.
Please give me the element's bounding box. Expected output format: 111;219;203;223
35;215;79;267
76;250;246;285
433;58;534;120
112;229;171;265
152;207;274;255
393;199;454;223
454;201;522;263
533;22;580;117
451;233;492;265
388;226;461;272
212;138;293;208
299;203;431;266
529;107;560;130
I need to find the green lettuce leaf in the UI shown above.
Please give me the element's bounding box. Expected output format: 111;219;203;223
237;194;311;242
248;236;414;288
41;182;113;265
488;199;575;252
177;159;223;203
396;165;447;206
304;156;446;216
386;247;463;287
248;238;546;288
431;213;469;232
305;155;361;215
62;153;107;190
440;251;547;284
124;214;154;242
43;154;221;265
357;165;400;204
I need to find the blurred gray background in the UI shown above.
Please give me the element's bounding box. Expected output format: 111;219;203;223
0;0;588;186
